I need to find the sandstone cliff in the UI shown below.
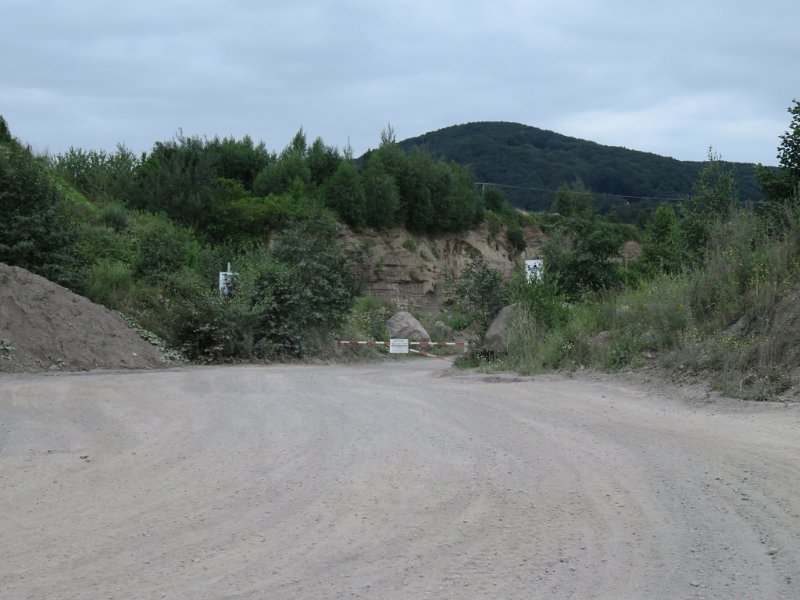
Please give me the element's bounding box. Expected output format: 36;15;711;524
340;224;547;313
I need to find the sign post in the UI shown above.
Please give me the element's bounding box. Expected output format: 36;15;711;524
525;259;543;282
219;262;237;295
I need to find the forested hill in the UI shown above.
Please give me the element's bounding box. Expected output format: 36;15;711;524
397;121;765;217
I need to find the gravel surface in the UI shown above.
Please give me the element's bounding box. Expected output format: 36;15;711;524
2;361;799;599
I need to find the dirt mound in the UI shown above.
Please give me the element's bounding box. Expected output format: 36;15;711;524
0;263;170;373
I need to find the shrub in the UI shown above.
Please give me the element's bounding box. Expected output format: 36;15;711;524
506;223;526;251
132;216;201;280
341;295;394;341
85;260;133;309
509;270;569;332
452;256;508;336
97;202;129;232
163;214;361;361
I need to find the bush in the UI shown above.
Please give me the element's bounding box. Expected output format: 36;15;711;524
85;260;133;309
163;214;361;361
97;202;129;232
452;256;508;336
340;295;394;342
132;215;201;280
163;268;237;361
509;270;568;332
543;215;626;301
506;223;526;251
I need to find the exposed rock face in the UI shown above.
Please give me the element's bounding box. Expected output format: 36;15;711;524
341;224;638;315
341;224;545;313
484;305;514;354
386;311;430;341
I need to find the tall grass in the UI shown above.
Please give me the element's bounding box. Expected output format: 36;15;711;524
503;209;800;399
85;260;133;310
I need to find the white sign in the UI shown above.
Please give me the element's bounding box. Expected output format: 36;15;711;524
219;262;237;295
389;338;409;354
525;259;543;282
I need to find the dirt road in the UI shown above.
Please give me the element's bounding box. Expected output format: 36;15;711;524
2;361;799;599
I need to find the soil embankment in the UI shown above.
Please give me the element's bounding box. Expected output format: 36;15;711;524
0;263;168;372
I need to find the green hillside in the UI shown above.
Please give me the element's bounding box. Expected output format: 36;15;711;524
398;121;766;218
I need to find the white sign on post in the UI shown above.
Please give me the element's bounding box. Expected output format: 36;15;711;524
525;259;543;282
219;262;237;295
389;338;409;354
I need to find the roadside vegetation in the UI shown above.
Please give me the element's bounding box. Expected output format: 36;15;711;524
473;100;800;400
0;118;526;361
3;99;800;399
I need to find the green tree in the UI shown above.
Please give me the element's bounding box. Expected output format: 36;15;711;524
550;180;593;217
252;131;311;197
483;185;505;212
133;133;216;224
544;215;626;300
206;135;271;190
453;256;508;335
639;203;683;275
362;154;401;228
680;148;738;259
52;145;140;205
322;160;366;228
0;134;78;284
0;115;11;143
757;99;800;226
307;137;342;186
399;148;435;231
132;217;201;279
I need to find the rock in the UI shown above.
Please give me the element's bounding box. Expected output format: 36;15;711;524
484;305;514;354
430;320;454;340
386;311;430;341
768;547;778;556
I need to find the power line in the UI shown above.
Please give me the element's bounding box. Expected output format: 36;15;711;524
474;181;685;203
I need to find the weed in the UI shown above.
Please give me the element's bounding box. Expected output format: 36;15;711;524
402;237;418;252
85;260;133;309
97;202;129;233
0;339;14;360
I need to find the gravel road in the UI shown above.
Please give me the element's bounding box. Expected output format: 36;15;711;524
2;361;800;599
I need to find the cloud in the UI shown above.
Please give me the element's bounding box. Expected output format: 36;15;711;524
1;0;796;164
554;94;787;163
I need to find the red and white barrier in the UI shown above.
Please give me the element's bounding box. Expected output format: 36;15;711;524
338;340;468;347
339;339;468;358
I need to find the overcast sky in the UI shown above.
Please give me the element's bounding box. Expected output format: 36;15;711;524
2;0;797;165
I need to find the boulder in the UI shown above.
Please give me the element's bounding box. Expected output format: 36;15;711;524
386;311;430;341
430;320;454;340
484;305;514;354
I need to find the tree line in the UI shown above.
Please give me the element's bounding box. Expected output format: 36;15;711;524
398;121;769;220
0;118;526;361
49;125;524;242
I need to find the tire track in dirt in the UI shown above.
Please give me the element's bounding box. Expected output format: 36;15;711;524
2;362;799;599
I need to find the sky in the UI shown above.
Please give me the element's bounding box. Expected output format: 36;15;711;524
2;0;798;166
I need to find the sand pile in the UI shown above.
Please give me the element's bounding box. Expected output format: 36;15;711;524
0;263;170;373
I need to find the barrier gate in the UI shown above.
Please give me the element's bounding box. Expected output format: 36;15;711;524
339;339;469;359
